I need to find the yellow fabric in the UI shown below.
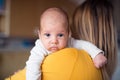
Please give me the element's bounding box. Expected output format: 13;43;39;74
42;48;102;80
5;48;102;80
5;68;26;80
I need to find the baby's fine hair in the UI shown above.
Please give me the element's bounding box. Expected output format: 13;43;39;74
39;7;69;33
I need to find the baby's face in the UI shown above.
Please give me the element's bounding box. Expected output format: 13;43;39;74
39;11;69;53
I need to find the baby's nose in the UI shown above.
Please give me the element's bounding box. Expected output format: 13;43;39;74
51;37;58;44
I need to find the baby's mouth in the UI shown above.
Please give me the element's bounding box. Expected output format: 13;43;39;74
50;47;59;52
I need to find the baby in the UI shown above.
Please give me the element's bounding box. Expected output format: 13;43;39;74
26;7;107;80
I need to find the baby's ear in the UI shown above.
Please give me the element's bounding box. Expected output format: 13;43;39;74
34;27;40;37
36;29;41;39
68;30;71;38
68;26;71;38
38;31;41;39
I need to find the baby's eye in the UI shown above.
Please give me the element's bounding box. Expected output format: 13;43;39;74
44;33;51;37
58;34;64;37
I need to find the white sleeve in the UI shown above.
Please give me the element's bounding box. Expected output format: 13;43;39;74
68;37;104;59
26;39;49;80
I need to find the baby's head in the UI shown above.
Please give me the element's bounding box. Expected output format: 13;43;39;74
38;7;69;53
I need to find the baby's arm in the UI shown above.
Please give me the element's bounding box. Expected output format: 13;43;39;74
26;39;48;80
69;38;107;68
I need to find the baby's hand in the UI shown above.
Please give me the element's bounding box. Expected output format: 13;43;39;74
93;53;107;68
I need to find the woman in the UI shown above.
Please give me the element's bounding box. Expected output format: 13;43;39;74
5;0;116;80
71;0;117;79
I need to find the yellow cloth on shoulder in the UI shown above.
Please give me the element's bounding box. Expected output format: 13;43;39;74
5;69;26;80
5;48;102;80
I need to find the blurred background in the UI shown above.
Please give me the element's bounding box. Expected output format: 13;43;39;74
0;0;120;80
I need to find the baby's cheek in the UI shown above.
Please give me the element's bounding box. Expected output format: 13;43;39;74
60;43;67;49
43;43;50;50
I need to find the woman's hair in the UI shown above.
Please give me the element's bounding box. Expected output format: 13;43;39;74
71;0;117;79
